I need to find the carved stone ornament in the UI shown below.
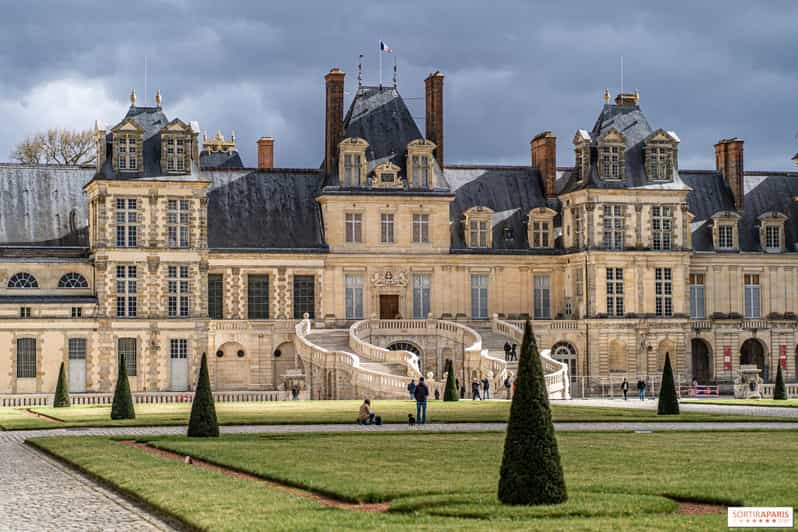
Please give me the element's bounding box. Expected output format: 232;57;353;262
370;270;408;287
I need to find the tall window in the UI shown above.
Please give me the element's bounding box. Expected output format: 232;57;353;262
208;274;223;319
167;265;190;318
765;226;780;252
170;338;188;361
343;153;361;186
471;274;489;320
165;137;186;173
293;275;315;319
744;274;761;319
247;275;269;319
68;338;86;362
16;338;36;378
117;338;137;376
345;274;363;320
603;205;624;250
717;225;734;249
655;268;673;317
652;206;672;250
117;135;138;171
600;145;623;179
573;208;583;248
534;275;551;319
412;154;430;188
413;273;431;319
606;268;624;317
646;145;673;180
167;199;190;248
413;214;430;243
532;221;550;248
345;213;362;243
380;213;394;244
115;265;137;318
115;198;137;247
689;273;705;319
469;220;488;248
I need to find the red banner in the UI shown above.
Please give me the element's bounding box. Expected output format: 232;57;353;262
780;345;787;369
724;346;732;370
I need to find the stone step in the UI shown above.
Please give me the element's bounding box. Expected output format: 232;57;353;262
361;362;406;376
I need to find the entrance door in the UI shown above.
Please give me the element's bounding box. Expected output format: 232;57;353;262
170;339;189;391
380;295;400;319
68;338;86;393
691;339;711;384
740;338;766;380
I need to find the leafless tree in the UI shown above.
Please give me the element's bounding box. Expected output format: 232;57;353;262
11;128;96;166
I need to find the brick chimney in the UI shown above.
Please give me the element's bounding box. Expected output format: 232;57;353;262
715;138;745;211
324;68;345;175
425;71;444;168
257;137;274;169
531;131;557;198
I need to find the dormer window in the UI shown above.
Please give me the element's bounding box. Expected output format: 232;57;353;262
117;135;138;171
598;129;625;180
407;139;436;189
573;130;591;183
718;225;734;249
344;153;362;184
338;137;368;187
469;220;489;248
644;130;679;181
372;161;403;189
160;119;194;175
528;207;557;249
464;206;494;248
758;211;788;253
711;211;741;251
165;137;186;172
412;155;430;187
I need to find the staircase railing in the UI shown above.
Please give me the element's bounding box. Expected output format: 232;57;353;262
349;320;423;379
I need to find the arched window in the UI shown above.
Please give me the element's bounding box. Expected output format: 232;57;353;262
58;272;89;288
386;342;422;357
8;273;38;288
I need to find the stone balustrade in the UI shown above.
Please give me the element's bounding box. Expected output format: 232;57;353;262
0;390;299;408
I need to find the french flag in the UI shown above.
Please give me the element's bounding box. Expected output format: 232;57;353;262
380;40;393;53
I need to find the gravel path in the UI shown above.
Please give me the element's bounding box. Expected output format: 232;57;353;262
563;398;798;419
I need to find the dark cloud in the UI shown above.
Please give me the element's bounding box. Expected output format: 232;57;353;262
1;0;796;170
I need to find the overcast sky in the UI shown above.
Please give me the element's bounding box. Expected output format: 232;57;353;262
1;1;796;171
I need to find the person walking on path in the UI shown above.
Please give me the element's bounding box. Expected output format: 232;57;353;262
621;378;629;401
471;379;481;400
510;344;518;361
637;379;646;401
503;341;511;361
414;377;429;425
460;383;466;399
504;375;512;399
407;379;416;401
482;376;490;400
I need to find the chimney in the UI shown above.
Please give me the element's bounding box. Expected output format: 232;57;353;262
425;71;444;168
715;138;744;211
257;137;274;169
531;131;557;198
324;68;345;175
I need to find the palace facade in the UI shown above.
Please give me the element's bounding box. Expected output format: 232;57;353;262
1;68;797;398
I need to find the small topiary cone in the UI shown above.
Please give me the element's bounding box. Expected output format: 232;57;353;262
774;364;788;400
657;353;680;415
188;353;219;437
111;354;136;420
443;359;459;402
53;361;70;408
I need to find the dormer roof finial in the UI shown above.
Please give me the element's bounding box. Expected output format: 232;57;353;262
603;88;610;104
155;88;162;107
130;88;137;106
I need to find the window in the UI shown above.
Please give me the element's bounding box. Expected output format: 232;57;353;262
58;272;88;288
532;221;550;248
600;144;624;179
717;224;734;249
575;144;590;182
652;206;672;251
765;225;780;252
68;338;86;361
471;274;489;320
646;145;673;180
117;135;138;171
534;275;551;319
575;268;584;297
115;265;137;318
380;213;394;244
8;272;38;288
412;154;430;188
603;205;624;250
655;268;673;317
71;307;82;318
19;307;31;318
689;273;705;319
606;268;624;317
343;153;362;186
744;274;761;319
413;214;430;243
170;339;188;361
247;275;269;319
16;338;36;378
167;265;190;318
413;273;431;319
115;198;137;248
208;274;223;319
293;275;315;319
469;220;488;248
165;137;186;173
345;274;364;320
345;213;362;243
118;338;137;376
167;199;190;248
573;208;583;248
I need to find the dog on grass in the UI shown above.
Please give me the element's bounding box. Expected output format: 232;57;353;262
408;413;416;427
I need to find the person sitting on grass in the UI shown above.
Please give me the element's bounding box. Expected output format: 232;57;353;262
357;398;375;425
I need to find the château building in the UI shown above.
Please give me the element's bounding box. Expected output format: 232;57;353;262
1;68;797;400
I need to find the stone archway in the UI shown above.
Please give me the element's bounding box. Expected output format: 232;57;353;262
691;338;712;384
273;341;298;390
740;338;767;380
552;341;578;383
387;340;424;374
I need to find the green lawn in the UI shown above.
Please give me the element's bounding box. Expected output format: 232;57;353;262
683;398;798;408
2;399;794;430
31;430;798;530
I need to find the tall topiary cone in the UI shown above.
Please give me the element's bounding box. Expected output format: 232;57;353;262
498;320;567;505
111;354;136;420
443;358;459;401
188;352;219;437
53;361;70;408
774;364;788;400
657;353;680;415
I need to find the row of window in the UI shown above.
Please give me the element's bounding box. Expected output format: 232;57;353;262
7;272;88;289
114;198;191;248
17;306;82;318
345;213;431;244
573;204;674;250
688;273;762;319
604;267;673;318
207;274;316;320
115;132;189;175
116;265;191;318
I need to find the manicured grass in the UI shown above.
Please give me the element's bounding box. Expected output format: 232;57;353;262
32;430;798;530
3;399;794;430
683;398;798;408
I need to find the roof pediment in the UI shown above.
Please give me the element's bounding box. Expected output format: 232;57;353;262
112;118;144;134
339;137;369;149
573;129;591;145
757;210;788;222
711;210;742;222
645;128;679;144
161;118;192;134
408;138;436;150
599;128;625;144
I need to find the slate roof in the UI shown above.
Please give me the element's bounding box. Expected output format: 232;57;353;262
200;150;244;169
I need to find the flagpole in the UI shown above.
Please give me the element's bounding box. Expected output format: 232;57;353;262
379;41;382;88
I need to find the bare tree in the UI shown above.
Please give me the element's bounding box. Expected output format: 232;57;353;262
11;128;96;166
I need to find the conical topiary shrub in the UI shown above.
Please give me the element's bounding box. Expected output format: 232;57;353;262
498;320;567;505
111;354;136;420
443;358;459;402
774;364;788;400
657;353;680;415
53;361;70;408
188;352;219;437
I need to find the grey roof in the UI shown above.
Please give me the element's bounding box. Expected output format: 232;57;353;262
205;168;326;250
200;150;244;169
0;164;93;246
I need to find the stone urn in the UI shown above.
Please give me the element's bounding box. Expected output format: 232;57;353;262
734;364;763;399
